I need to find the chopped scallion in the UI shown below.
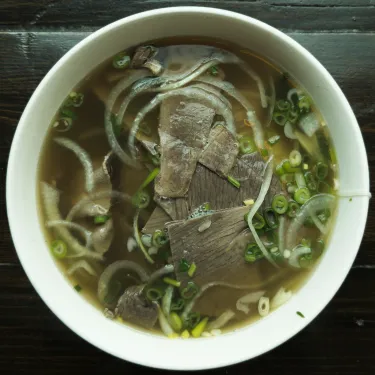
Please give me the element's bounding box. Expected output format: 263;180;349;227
315;161;328;180
50;240;67;259
187;263;197;277
294;187;311;204
179;258;190;272
210;66;219;76
287;200;299;218
244;243;264;263
264;208;279;229
74;284;82;292
276;99;291;112
139;168;160;190
186;312;201;330
132;190;150;209
163;277;181;288
239;136;257;154
113;52;131;69
268;135;281;146
227;175;240;189
289;150;302;167
181;281;199;299
94;215;110;224
253;212;266;230
169;312;183;332
152;229;168;248
171;298;185;312
146;287;163;301
191;317;209;338
272;194;288;214
296;311;305;318
273;111;288;126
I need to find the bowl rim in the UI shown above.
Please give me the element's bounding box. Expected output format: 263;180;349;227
6;6;370;370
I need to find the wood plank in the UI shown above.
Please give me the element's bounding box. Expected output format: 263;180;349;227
1;31;374;267
0;0;375;31
0;265;374;373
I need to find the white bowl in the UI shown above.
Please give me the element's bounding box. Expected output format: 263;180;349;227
6;6;370;370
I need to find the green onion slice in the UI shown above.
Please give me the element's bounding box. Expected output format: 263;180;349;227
294;187;311;204
244;243;264;263
50;240;67;259
132;190;150;209
289;150;302;167
146;287;164;301
171;298;185;312
113;52;131;69
315;162;328;180
276;99;291;112
163;277;181;288
273;112;288;126
264;208;279;229
179;258;190;272
181;281;199;299
272;194;288;214
94;215;110;224
152;229;168;248
227;175;240;189
287;200;300;218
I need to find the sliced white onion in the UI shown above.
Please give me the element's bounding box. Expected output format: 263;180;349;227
286;194;335;249
236;291;265;314
162;285;174;317
41;182;103;260
287;88;302;105
271;287;293;309
298;112;320;137
148;246;159;255
148;264;175;285
158;306;175;338
66;190;131;222
284;121;297;139
46;220;92;247
104;70;150;166
128;86;235;159
67;260;97;276
289;245;312;268
258;296;270;317
127;236;138;252
54;137;94;193
207;310;236;330
266;76;276;127
97;260;149;304
246;156;279;268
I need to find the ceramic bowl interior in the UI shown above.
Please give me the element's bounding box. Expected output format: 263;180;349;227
6;7;369;370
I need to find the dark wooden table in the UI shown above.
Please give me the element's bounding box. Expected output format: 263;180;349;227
1;1;375;374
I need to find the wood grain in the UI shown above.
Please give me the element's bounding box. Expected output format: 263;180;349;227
0;0;375;31
1;1;375;373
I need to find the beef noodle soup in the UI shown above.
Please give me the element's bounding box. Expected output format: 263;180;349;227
38;38;338;338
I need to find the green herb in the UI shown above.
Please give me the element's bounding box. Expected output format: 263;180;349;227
74;284;82;292
113;52;131;69
152;229;168;248
53;117;73;133
244;243;264;263
185;312;201;330
349;197;353;202
297;311;305;318
294;187;311;205
187;262;197;277
227;175;240;189
261;148;269;157
94;215;110;225
181;281;199;299
60;108;77;120
65;92;84;107
239;136;257;154
50;240;67;259
179;258;190;272
132;190;150;209
146;287;163;301
264;208;278;230
171;298;185;311
163;277;181;288
273;111;288;126
210;66;219;76
272;194;288;214
252;212;266;230
276;99;291;112
140;168;160;190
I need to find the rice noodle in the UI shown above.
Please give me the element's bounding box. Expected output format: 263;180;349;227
46;220;92;247
97;260;149;304
207;310;236;331
147;264;175;285
286;194;335;250
246;156;279;268
41;182;103;261
67;260;97;276
158;305;175;337
236;290;266;314
266;76;276;127
66;190;131;222
133;209;154;264
128;86;235;159
104;70;150;166
54;137;94;193
271;287;293;309
162;285;174;317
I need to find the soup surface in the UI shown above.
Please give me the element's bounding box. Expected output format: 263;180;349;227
38;38;338;338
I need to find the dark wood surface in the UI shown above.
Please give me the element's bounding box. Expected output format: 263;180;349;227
1;1;375;374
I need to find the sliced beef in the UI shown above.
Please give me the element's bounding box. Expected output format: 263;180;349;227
188;152;282;213
168;206;251;287
116;284;158;329
142;206;171;234
155;97;215;197
154;195;188;221
199;125;239;177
